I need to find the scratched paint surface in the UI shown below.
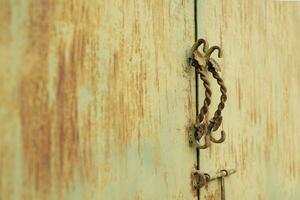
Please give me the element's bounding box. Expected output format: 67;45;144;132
197;1;300;200
0;1;197;199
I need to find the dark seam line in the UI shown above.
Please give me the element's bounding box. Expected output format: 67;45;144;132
194;0;200;200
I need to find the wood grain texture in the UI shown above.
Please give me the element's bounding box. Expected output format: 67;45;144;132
0;0;196;199
197;1;300;199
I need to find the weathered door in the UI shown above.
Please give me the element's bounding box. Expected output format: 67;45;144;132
197;1;300;200
1;1;300;200
0;1;197;199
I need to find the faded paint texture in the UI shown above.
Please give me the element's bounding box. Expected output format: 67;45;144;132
198;1;300;200
0;0;196;199
1;0;299;200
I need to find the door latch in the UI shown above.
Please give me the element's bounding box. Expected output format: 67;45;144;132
192;168;236;200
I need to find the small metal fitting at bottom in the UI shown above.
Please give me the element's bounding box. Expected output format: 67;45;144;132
192;168;236;189
192;168;236;200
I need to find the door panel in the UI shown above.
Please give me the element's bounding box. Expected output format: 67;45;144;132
198;1;300;199
0;1;196;199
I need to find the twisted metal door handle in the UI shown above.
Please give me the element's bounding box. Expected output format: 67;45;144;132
207;60;227;143
190;39;211;126
189;39;227;149
189;39;212;149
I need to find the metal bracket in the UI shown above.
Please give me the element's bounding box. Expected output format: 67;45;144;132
192;168;236;200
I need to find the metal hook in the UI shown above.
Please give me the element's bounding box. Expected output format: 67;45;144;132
210;130;226;143
192;38;208;54
206;60;227;145
205;45;222;59
208;119;226;144
190;122;226;148
190;39;222;68
190;121;226;148
199;131;211;149
189;124;211;149
189;39;208;66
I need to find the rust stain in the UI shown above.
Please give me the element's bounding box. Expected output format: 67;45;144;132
200;1;300;199
0;1;12;197
18;1;101;198
19;1;53;199
134;193;143;200
250;99;257;125
236;79;242;110
102;19;146;155
177;192;185;200
54;38;80;190
266;111;274;142
189;165;198;197
0;0;11;45
288;161;296;178
187;80;194;118
1;0;197;199
264;144;270;161
204;194;216;200
19;72;52;200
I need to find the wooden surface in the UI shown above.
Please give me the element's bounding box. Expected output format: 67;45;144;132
0;1;197;199
2;1;299;200
197;1;300;199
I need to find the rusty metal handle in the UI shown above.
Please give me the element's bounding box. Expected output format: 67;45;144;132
189;41;213;149
207;61;227;144
193;62;212;125
189;39;227;149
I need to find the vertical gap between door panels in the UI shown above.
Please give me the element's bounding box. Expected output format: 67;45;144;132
194;0;200;200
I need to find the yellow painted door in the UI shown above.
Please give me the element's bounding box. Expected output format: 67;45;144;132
197;1;300;199
0;1;197;199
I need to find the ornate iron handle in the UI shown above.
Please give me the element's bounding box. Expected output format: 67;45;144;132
207;60;227;144
189;39;227;149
